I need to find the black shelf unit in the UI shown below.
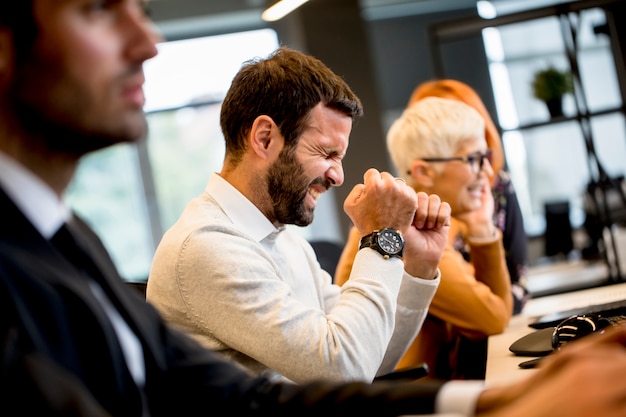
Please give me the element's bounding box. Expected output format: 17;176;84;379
515;105;625;131
429;0;626;281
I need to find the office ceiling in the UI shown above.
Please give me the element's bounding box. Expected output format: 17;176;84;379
148;0;577;21
147;0;478;22
149;0;577;38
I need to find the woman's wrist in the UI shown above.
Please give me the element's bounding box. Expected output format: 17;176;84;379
467;223;497;240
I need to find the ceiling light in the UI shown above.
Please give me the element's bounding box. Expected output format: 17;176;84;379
262;0;310;22
476;1;497;19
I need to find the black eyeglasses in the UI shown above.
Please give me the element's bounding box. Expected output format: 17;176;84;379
420;149;493;174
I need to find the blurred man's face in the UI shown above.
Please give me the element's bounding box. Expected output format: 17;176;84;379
9;0;160;154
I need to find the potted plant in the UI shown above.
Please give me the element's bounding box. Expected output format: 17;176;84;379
531;66;574;118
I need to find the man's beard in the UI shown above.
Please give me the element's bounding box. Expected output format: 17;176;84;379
267;149;329;227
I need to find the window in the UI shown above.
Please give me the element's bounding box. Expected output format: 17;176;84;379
482;8;625;236
67;29;280;281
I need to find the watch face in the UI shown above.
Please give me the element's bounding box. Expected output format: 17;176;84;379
377;229;403;255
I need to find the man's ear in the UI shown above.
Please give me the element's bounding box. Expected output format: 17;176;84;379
249;115;283;159
409;160;435;188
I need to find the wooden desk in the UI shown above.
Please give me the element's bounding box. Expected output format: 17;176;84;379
485;281;626;385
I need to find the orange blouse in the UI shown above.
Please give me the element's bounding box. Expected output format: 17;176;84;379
334;219;513;379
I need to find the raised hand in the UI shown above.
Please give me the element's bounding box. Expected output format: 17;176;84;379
456;180;496;239
402;191;451;279
343;168;418;236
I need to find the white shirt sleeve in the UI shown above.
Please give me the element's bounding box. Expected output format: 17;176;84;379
435;380;485;416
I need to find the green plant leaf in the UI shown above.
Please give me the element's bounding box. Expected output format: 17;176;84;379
531;66;574;101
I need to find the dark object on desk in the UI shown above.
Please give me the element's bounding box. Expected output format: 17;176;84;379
513;313;624;369
509;327;555;357
528;298;626;329
518;357;544;369
551;314;615;349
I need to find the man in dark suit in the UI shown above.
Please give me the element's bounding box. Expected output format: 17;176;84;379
2;1;626;416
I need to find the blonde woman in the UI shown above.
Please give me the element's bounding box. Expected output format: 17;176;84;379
408;79;529;315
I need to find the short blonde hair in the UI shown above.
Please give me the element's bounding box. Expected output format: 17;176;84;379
407;79;504;180
387;97;485;183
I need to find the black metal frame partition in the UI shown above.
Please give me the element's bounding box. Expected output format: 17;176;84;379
429;0;626;281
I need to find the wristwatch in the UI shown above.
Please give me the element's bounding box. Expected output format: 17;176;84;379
359;228;405;259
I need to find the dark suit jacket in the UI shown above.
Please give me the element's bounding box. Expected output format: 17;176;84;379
0;188;444;416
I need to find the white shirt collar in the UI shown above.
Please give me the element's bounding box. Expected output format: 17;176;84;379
0;151;71;238
206;173;283;242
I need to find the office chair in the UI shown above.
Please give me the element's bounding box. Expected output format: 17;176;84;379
309;240;344;279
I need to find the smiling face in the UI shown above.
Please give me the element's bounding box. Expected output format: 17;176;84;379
428;135;493;216
387;97;491;218
267;103;351;227
6;0;160;154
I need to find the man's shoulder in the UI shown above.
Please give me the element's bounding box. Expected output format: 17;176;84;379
155;196;259;261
